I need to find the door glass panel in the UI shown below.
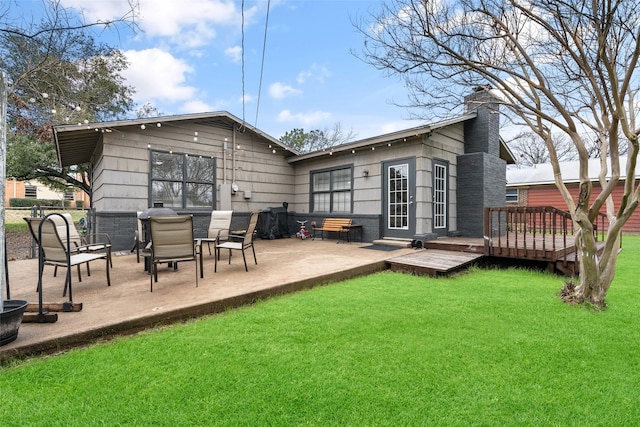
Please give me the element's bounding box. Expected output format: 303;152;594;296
434;164;447;229
387;164;409;230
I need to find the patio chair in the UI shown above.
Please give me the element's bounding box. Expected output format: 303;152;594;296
196;210;233;253
132;211;144;263
27;215;111;298
49;213;113;272
215;212;259;272
194;210;233;278
148;215;198;292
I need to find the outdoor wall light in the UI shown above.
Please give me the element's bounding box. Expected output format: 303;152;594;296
362;170;369;178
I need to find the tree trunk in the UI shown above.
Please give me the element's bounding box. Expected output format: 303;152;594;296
573;225;619;309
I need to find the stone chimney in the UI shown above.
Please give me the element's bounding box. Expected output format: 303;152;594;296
456;87;506;237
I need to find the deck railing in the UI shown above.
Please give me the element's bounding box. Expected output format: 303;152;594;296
484;206;608;263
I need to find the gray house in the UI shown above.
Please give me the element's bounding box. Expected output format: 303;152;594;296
53;88;514;251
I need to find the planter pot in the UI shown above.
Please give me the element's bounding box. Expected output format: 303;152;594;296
1;300;28;346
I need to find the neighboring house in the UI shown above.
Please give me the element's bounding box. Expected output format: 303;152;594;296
4;178;89;208
506;157;640;233
52;88;515;251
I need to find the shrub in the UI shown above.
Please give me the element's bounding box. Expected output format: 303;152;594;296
9;198;66;208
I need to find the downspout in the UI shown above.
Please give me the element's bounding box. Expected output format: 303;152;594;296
232;127;236;184
222;138;227;184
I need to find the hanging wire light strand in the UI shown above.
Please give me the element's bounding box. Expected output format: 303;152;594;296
254;0;271;128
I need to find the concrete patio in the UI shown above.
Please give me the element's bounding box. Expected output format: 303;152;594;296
1;238;413;362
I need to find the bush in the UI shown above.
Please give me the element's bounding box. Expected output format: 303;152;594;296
75;200;84;209
9;198;67;208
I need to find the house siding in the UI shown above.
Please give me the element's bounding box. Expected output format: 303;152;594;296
91;120;296;249
291;125;465;240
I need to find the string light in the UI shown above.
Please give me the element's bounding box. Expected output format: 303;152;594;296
140;124;146;129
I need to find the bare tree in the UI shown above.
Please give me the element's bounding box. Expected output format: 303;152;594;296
509;131;576;166
357;0;640;308
280;122;358;153
0;0;139;199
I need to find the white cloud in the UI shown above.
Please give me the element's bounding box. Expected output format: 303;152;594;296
122;48;197;103
296;64;331;84
180;99;218;113
277;109;331;126
380;120;412;134
225;46;242;63
61;0;259;48
269;82;302;99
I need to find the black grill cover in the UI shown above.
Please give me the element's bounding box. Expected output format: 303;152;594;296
257;207;290;239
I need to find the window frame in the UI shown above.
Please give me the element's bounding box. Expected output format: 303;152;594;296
506;188;519;203
149;149;216;209
309;165;354;213
24;185;37;199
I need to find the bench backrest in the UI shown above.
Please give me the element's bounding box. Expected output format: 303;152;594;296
319;218;352;230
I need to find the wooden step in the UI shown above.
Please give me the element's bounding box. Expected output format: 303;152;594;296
386;249;483;276
372;238;412;248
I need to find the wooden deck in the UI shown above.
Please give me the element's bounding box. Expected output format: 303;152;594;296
382;207;610;276
386;249;484;277
386;233;589;277
487;233;575;262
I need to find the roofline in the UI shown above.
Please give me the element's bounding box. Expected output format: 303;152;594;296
53;111;299;156
288;113;477;163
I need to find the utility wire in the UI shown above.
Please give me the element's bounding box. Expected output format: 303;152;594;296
254;0;271;128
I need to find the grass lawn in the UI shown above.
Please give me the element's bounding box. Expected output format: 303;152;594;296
4;209;87;233
1;237;640;425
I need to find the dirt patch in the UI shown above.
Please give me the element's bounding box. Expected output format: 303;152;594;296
5;231;34;261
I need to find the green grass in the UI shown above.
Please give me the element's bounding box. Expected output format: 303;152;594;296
3;209;87;233
2;238;640;425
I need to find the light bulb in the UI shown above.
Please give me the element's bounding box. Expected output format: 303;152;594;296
41;93;48;98
140;124;146;130
75;106;81;112
51;109;56;114
156;123;161;127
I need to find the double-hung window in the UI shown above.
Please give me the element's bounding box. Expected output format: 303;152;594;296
311;166;352;213
150;150;216;208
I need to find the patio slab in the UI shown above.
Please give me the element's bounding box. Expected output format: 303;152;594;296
1;238;413;362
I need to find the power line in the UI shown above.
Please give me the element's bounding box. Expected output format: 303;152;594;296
254;0;271;128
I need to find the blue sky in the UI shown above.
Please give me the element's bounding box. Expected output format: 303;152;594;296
50;0;425;141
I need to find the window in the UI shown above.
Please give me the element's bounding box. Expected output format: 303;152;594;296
150;150;215;208
63;189;75;201
506;188;519;203
311;166;352;213
24;185;37;199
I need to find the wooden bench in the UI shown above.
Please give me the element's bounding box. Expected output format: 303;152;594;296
313;218;352;241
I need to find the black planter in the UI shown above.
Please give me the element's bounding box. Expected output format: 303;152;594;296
1;300;28;346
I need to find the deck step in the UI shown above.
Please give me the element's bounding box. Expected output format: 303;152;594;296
423;237;485;254
372;238;412;248
386;249;483;276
